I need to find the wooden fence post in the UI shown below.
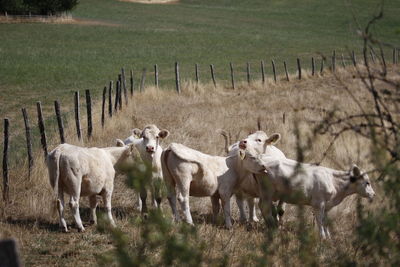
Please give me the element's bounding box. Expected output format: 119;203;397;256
260;60;265;85
154;64;159;88
21;108;33;177
297;58;301;80
121;68;128;105
74;91;82;141
230;62;235;89
0;239;21;267
85;90;92;139
210;64;216;88
320;58;325;74
101;86;106;128
284;61;289;81
246;62;251;84
118;79;122;110
341;54;346;68
332;50;336;72
54;100;65;144
195;63;199;83
108;81;113;117
114;80;119;111
130;70;134;95
311;57;315;76
3;118;9;203
175;62;180;94
36;102;48;158
140;68;146;92
352;51;356;66
272;60;277;83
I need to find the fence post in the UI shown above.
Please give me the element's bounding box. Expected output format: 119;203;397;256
85;90;92;139
154;64;159;88
260;60;265;85
54;100;65;144
21;108;33;177
230;62;235;89
320;58;325;74
175;62;180;94
195;63;199;83
101;86;106;128
246;62;251;84
284;61;289;81
114;80;119;111
3;118;9;203
130;70;134;95
36;102;48;158
332;50;336;72
74;91;82;141
0;239;21;267
272;60;277;83
121;68;128;105
118;79;122;110
140;68;146;92
297;58;301;80
341;54;346;68
311;57;315;76
210;64;216;88
352;51;356;66
108;81;113;118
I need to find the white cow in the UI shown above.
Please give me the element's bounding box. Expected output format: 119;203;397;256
219;130;285;223
161;131;279;228
252;156;376;238
46;140;135;232
124;124;169;213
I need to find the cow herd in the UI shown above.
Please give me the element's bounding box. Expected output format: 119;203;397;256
46;124;375;239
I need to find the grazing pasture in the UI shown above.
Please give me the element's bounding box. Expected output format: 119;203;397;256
0;66;393;265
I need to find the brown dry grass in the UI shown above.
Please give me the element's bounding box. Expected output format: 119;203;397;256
0;66;392;265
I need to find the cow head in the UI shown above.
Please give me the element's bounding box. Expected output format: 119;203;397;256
238;131;281;155
139;124;169;157
349;165;375;201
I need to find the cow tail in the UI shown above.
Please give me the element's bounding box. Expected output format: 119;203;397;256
46;148;62;213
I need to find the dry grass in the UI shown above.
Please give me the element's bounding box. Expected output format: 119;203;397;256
0;66;392;265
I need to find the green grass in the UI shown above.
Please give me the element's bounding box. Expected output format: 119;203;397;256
0;0;399;126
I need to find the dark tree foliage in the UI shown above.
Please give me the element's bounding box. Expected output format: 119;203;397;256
0;0;78;15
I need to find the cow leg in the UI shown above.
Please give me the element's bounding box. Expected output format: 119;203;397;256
102;189;116;227
69;195;84;232
176;180;193;225
277;201;286;226
136;191;143;212
221;196;233;229
211;195;220;224
247;197;259;222
313;204;326;239
167;186;179;222
259;198;277;228
89;195;98;225
57;189;68;232
140;186;148;214
235;193;247;223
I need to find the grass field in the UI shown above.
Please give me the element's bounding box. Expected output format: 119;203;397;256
1;0;399;123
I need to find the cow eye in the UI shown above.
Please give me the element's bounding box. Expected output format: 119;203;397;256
256;139;262;142
366;182;370;185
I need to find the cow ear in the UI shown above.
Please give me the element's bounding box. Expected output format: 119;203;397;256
116;139;125;147
132;128;142;138
352;165;361;177
158;129;170;139
266;133;281;145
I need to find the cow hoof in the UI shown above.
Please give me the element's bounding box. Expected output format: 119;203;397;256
89;220;97;225
78;227;85;232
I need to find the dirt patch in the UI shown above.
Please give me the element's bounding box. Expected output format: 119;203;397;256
0;16;120;27
119;0;179;4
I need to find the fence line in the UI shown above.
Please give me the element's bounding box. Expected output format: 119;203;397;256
2;47;397;206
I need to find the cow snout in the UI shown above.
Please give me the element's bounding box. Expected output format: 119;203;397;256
146;146;155;153
239;140;247;150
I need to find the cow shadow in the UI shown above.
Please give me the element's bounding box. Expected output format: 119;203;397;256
5;217;61;232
